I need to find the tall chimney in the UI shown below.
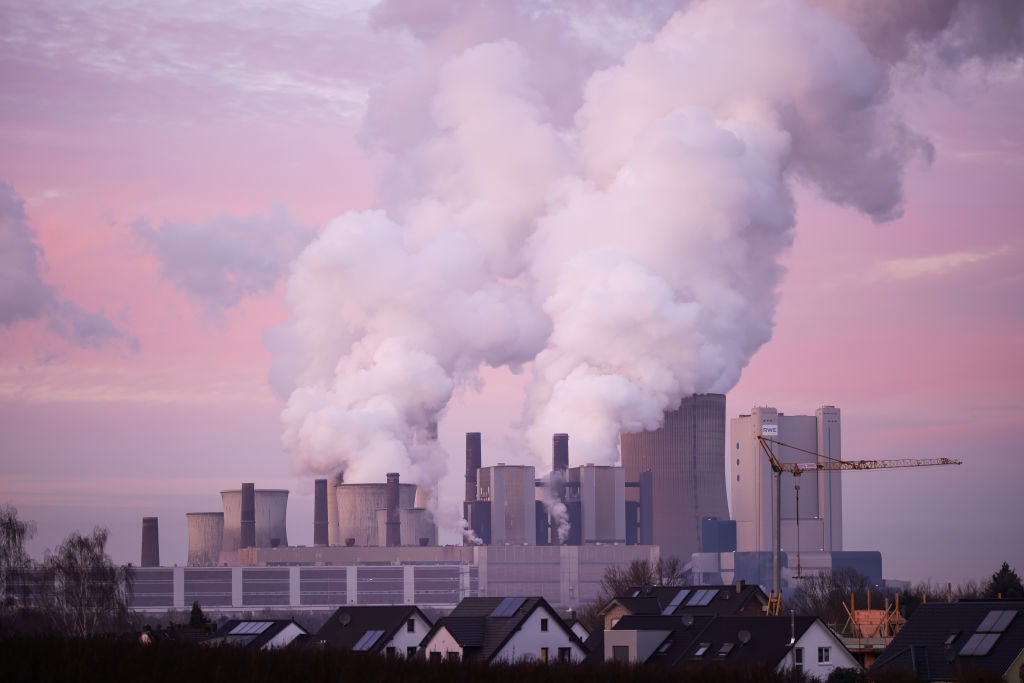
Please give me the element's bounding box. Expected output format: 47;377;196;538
240;482;256;549
465;432;482;502
327;472;343;546
313;479;328;546
141;517;159;567
385;473;401;547
553;433;569;473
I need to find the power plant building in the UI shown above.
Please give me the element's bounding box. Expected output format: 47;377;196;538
566;465;626;544
186;512;224;567
477;464;537;545
730;405;843;557
620;393;731;562
221;487;289;553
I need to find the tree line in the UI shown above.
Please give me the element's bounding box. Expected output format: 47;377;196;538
1;504;134;637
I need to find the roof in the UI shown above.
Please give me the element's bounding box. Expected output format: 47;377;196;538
602;584;769;618
426;596;586;662
872;601;1024;681
313;605;431;653
203;619;306;649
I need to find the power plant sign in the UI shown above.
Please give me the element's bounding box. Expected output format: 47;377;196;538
761;424;778;437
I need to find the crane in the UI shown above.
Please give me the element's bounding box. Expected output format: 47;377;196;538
757;434;962;610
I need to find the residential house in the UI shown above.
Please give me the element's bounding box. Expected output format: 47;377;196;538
872;601;1024;682
203;619;308;649
422;596;587;663
311;605;432;658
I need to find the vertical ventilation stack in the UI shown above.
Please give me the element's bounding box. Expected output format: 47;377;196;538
465;432;482;502
327;472;343;546
553;433;569;503
385;472;401;547
240;482;256;549
141;517;159;567
313;479;328;546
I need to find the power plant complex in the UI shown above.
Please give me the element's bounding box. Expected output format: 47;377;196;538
134;394;883;612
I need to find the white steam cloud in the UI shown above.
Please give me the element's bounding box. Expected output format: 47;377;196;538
273;0;1022;513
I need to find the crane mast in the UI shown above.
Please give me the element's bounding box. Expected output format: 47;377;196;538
756;435;962;606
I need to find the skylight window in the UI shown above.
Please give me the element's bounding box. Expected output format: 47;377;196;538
718;643;734;657
693;643;710;657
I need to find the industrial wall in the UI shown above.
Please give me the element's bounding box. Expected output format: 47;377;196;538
620;394;730;561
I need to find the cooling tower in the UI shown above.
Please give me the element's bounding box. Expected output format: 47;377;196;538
385;473;401;547
186;512;224;567
240;483;256;548
620;393;729;561
141;517;159;567
327;473;342;546
221;487;290;552
465;432;482;502
375;507;438;546
313;478;328;546
336;481;416;546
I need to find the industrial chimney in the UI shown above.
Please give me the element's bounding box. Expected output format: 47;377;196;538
385;472;401;547
313;478;328;546
553;433;569;473
327;472;343;546
240;482;256;549
465;432;482;502
141;517;159;567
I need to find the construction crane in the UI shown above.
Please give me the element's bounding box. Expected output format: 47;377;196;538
757;434;962;611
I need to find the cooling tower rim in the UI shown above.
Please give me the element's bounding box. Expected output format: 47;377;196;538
336;482;415;489
186;511;225;516
219;488;290;494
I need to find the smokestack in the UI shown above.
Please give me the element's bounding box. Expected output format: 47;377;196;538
240;482;256;549
141;517;159;567
313;478;328;546
465;432;482;502
327;472;342;546
385;472;401;547
553;433;569;473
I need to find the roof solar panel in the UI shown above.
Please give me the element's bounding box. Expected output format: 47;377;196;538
688;589;718;606
491;597;526;617
353;629;385;651
229;621;273;635
978;610;1016;633
661;589;690;615
960;632;1000;657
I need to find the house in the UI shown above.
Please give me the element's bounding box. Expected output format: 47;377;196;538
311;605;432;658
871;601;1024;682
203;619;308;649
421;596;587;663
602;614;860;679
601;583;769;630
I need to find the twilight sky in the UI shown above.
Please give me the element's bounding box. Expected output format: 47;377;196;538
1;0;1022;587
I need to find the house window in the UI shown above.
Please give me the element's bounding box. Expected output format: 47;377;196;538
694;643;710;657
794;647;803;672
612;645;630;662
541;618;549;632
558;647;571;662
541;647;549;663
407;646;418;659
818;647;830;664
407;618;416;633
429;652;442;663
447;651;460;662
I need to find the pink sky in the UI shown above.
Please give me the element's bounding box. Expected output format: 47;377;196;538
1;0;1021;586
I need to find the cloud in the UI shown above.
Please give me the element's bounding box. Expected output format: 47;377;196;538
132;207;317;317
0;180;135;349
870;246;1014;281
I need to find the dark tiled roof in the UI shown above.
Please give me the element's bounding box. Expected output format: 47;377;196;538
612;614;716;665
605;585;769;618
204;619;306;649
313;605;431;653
872;601;1024;681
673;615;819;668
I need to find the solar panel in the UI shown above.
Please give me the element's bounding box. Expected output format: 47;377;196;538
688;589;718;606
718;643;734;657
229;621;273;635
491;597;526;617
960;632;999;657
661;589;690;615
977;610;1016;633
353;629;385;651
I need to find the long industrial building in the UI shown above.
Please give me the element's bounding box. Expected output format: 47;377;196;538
730;405;843;556
620;394;731;562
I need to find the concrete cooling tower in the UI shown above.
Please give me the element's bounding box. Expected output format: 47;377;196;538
620;393;729;562
336;481;416;546
186;512;224;567
221;486;289;552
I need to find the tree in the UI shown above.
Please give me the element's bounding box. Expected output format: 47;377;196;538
41;527;134;638
578;557;685;630
0;504;36;606
189;601;209;630
983;562;1024;600
787;568;875;629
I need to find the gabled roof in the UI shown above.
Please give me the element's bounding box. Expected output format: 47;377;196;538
426;596;586;662
872;601;1024;681
602;584;769;618
612;614;717;665
204;619;307;649
313;605;432;653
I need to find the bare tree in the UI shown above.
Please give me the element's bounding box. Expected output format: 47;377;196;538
578;557;686;630
40;527;134;638
0;504;36;607
786;568;875;628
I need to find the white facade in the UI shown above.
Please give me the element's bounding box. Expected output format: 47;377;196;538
492;604;585;663
731;406;842;557
423;625;463;661
604;628;671;663
381;612;432;658
778;620;860;680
